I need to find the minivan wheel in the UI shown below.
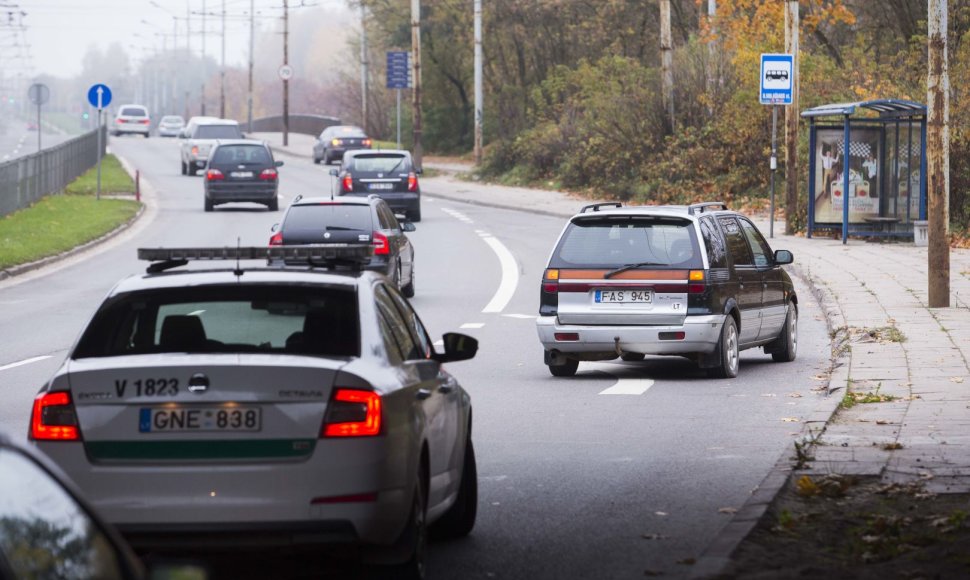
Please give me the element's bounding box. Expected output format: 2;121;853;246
548;358;579;377
707;316;739;379
770;305;798;362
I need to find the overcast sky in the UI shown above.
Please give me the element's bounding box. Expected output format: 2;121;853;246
18;0;350;78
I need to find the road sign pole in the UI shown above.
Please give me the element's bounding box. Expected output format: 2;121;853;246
96;109;103;201
37;102;41;152
396;89;401;149
769;105;778;238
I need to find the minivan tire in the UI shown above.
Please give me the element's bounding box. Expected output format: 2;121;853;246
770;305;798;363
707;316;739;379
548;358;579;377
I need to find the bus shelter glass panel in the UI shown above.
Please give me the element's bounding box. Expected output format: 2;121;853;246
813;128;881;224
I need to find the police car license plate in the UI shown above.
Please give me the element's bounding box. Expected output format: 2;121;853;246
595;290;652;303
139;406;261;433
230;171;254;178
368;183;394;191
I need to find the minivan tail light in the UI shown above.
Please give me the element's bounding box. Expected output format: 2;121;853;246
372;232;389;255
688;270;706;294
362;139;372;147
269;232;283;246
260;168;278;181
30;392;80;441
206;168;224;181
322;389;382;437
540;268;560;315
342;173;353;192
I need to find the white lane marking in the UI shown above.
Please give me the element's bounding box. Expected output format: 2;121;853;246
0;355;53;372
460;323;485;329
441;207;474;224
426;197;436;202
481;235;519;314
503;313;537;319
433;339;444;347
481;475;508;482
598;378;655;395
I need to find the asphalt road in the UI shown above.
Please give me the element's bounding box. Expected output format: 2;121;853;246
0;122;73;163
0;136;833;579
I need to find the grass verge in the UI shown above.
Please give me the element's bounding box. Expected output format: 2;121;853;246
0;154;140;270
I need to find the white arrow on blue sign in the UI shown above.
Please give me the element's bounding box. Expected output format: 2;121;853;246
759;54;793;105
87;84;112;109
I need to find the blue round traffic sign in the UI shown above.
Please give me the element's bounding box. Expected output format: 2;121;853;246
87;84;112;109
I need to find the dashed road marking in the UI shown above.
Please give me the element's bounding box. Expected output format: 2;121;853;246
0;355;53;372
598;378;655;395
503;313;537;320
460;323;485;329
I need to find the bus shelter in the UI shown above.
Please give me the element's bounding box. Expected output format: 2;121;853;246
802;99;927;244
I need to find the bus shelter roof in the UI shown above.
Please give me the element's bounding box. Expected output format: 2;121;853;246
801;99;926;119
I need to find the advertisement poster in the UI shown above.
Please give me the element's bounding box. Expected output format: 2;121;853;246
813;129;881;224
887;126;922;220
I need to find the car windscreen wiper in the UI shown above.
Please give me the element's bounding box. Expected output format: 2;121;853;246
386;157;405;174
604;261;665;279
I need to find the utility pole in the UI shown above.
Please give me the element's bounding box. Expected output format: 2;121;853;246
283;0;290;146
201;0;207;115
220;0;226;118
927;0;950;307
473;0;482;165
706;0;716;116
411;0;422;169
248;0;254;131
659;0;674;134
360;2;368;135
784;0;800;234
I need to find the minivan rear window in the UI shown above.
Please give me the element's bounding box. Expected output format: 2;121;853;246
211;145;271;164
284;204;373;232
549;216;702;268
351;154;408;174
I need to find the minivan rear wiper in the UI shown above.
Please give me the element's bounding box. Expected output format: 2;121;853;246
604;261;665;279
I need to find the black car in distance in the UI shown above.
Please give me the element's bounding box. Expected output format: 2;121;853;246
335;150;422;222
204;140;283;212
312;125;372;165
270;195;417;297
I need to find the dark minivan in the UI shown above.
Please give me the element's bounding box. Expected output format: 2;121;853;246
270;195;416;296
204;140;283;212
336;150;422;222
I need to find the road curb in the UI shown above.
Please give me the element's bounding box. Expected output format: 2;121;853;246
0;151;156;283
688;257;853;578
421;178;578;220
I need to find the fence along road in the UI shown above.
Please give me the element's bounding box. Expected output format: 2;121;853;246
0;126;106;218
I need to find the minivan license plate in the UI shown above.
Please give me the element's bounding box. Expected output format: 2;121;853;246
595;290;652;303
139;406;261;433
368;183;394;191
230;171;254;178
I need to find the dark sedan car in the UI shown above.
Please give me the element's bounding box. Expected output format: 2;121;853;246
204;140;283;212
335;150;422;222
312;125;372;165
270;195;416;296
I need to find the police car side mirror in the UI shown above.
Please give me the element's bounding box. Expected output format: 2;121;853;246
401;222;416;233
433;332;478;363
329;169;339;177
774;249;794;265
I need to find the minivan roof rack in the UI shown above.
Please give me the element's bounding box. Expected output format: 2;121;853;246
138;245;374;273
688;202;729;215
580;202;623;213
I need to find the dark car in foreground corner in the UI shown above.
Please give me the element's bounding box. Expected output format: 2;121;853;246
270;195;416;296
537;201;798;378
313;125;372;165
204;140;282;212
335;150;422;222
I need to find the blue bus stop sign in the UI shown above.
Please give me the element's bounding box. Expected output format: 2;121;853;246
87;84;112;109
760;54;793;105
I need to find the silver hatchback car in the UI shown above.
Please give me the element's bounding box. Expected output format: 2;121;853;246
31;246;479;578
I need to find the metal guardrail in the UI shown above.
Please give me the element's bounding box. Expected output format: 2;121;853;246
0;126;107;218
242;115;342;137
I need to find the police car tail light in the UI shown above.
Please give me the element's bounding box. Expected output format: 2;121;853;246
407;172;418;192
688;270;706;294
259;168;278;181
30;392;81;441
372;232;389;255
269;232;283;246
342;173;353;192
322;389;382;437
206;169;224;181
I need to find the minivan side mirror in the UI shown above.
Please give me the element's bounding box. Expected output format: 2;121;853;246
774;249;794;265
275;160;284;167
432;332;478;363
415;168;423;176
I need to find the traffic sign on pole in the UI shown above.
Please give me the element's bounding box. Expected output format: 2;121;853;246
386;51;412;89
87;83;112;110
759;54;793;105
278;64;294;81
28;83;50;152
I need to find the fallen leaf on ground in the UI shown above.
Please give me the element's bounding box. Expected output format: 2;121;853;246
789;392;803;398
950;377;965;383
782;417;800;422
876;419;890;425
718;507;738;515
812;374;829;381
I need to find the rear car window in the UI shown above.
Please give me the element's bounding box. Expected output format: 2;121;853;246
335;126;366;138
120;107;146;117
161;116;183;123
73;286;360;358
194;125;242;139
283;204;373;232
212;145;272;164
351;154;409;173
550;216;702;268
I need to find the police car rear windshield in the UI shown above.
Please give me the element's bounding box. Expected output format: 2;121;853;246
549;216;702;269
73;286;360;358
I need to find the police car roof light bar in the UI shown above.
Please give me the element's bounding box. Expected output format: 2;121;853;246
138;245;375;273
